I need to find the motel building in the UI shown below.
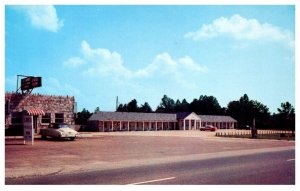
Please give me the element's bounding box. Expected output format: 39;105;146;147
87;111;237;132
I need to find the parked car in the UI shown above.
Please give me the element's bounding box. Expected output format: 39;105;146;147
200;125;217;131
40;123;78;141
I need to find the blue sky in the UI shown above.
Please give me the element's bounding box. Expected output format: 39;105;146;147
5;5;295;113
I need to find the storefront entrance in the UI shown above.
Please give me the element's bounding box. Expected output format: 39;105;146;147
23;109;45;134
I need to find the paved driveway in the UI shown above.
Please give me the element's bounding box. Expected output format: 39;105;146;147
5;131;295;179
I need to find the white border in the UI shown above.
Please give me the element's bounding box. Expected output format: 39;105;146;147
1;1;298;191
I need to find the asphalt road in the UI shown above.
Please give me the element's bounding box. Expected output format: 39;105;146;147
6;148;294;185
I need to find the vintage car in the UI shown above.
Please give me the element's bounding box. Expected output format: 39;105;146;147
200;125;217;132
40;123;78;141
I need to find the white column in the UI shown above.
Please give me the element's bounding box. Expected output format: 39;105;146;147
112;121;114;131
189;120;191;130
156;121;158;131
183;120;186;130
128;121;130;131
143;121;145;131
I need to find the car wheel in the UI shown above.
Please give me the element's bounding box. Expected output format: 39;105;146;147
41;135;47;140
70;137;75;141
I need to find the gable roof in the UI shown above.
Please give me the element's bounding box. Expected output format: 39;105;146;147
176;112;201;120
198;115;237;122
176;112;193;120
89;111;177;122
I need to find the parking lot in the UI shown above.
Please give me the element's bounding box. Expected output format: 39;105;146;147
5;130;295;179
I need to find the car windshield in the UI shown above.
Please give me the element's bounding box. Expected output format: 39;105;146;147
51;124;69;129
58;124;69;128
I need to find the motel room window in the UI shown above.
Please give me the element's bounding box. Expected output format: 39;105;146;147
11;112;23;124
55;113;64;123
42;113;51;124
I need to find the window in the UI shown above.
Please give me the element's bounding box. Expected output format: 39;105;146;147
5;100;10;115
11;112;23;124
55;113;64;123
42;113;51;124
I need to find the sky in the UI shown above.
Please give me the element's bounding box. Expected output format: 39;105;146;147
5;5;295;113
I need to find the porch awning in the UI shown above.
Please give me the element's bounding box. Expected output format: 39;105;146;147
24;109;45;116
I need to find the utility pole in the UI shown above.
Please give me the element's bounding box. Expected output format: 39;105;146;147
116;96;119;111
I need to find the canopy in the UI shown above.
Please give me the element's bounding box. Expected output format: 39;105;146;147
24;109;45;116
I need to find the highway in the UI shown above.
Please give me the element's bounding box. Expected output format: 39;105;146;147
6;148;295;185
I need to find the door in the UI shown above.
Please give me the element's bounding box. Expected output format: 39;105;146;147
33;116;38;134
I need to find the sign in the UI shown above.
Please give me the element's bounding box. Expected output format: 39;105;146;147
23;115;34;145
21;77;42;91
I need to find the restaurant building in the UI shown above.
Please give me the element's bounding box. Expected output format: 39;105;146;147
5;92;76;135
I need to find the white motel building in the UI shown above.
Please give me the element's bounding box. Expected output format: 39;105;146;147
88;111;237;132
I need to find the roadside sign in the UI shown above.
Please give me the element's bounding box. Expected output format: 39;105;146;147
21;77;42;91
23;115;34;145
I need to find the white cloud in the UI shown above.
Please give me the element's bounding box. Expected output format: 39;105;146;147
184;14;294;48
14;5;63;32
178;56;207;72
64;41;207;90
63;57;85;67
135;53;207;78
81;41;132;79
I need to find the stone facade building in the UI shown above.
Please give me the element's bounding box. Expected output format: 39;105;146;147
5;92;76;135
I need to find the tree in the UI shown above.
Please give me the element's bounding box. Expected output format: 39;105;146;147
117;103;126;112
127;99;139;112
190;95;223;115
274;102;295;131
227;94;270;129
277;102;295;115
75;108;92;125
140;102;153;112
156;95;175;113
117;99;150;112
174;99;189;112
94;107;100;113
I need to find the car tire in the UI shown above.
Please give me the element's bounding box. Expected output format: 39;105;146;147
41;135;47;140
70;137;75;141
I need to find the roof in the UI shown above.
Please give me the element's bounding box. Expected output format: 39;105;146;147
89;111;177;122
198;115;237;122
176;112;201;120
176;112;193;120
